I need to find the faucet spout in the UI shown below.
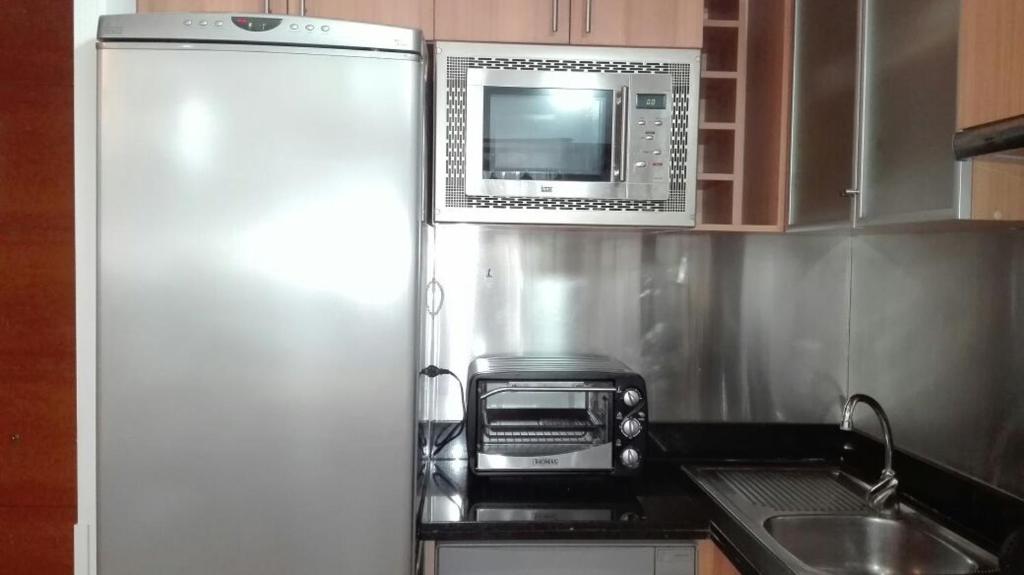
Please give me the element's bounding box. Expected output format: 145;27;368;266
841;394;898;513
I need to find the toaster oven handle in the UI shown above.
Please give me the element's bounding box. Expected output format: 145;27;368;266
479;386;618;401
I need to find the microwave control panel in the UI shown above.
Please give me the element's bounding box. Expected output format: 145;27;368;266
624;74;673;188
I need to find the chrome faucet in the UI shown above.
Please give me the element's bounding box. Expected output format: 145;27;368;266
840;394;899;513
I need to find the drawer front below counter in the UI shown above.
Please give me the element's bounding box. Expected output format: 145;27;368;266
429;542;696;575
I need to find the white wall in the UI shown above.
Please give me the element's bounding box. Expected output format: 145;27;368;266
73;2;135;574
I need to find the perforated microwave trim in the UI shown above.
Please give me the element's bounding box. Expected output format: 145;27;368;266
434;43;700;227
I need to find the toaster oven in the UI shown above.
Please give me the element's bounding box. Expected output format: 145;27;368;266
467;355;648;476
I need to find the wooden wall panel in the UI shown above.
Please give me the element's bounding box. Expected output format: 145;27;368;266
741;0;792;228
958;0;1024;129
0;1;77;573
971;159;1024;221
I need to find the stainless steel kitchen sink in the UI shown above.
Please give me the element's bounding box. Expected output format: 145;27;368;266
764;514;984;575
686;466;998;575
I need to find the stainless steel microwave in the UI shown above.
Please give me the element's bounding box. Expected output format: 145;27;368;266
434;42;701;227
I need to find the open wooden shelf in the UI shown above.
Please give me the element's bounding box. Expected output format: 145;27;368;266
706;0;741;21
702;71;739;79
696;0;792;232
698;129;736;174
701;76;737;123
703;26;740;73
698;180;734;225
698;173;736;181
700;122;738;130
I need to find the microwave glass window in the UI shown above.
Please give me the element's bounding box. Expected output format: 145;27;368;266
483;87;613;182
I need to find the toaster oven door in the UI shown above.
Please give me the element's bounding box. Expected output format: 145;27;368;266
475;381;615;472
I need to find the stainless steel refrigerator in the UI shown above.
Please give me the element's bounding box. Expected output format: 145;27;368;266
96;13;423;575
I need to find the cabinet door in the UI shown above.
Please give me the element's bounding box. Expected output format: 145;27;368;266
787;0;857;228
958;0;1024;129
300;0;434;39
434;0;569;44
137;0;287;13
857;0;962;225
570;0;702;48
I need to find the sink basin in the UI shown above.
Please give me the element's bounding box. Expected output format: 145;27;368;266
764;515;985;575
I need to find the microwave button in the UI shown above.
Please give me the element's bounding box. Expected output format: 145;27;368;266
620;447;641;469
643;134;654;141
622;388;643;407
637;120;646;126
634;161;647;168
652;150;662;156
654;120;664;126
620;417;642;439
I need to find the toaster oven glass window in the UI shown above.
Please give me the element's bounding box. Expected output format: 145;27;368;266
479;381;612;455
482;87;614;182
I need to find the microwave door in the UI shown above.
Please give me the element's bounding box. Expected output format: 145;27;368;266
465;68;673;202
467;69;655;201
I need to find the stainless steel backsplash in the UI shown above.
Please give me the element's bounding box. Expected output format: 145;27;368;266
421;225;850;424
848;229;1024;497
421;223;1024;499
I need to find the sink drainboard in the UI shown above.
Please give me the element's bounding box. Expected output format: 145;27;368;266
712;469;869;513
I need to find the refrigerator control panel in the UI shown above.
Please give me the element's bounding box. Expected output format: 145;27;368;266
98;13;423;55
230;16;282;32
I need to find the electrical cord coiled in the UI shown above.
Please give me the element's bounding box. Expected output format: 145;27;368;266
420;365;466;457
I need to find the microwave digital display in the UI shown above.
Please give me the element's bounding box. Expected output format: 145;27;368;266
636;93;666;110
482;86;614;182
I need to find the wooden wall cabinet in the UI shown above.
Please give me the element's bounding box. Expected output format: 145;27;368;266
137;0;288;13
436;0;701;47
434;0;569;44
298;0;435;39
569;0;703;48
958;0;1024;130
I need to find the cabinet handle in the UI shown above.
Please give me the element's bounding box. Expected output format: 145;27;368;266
845;0;867;214
551;0;559;33
264;0;270;13
301;0;307;15
585;0;594;33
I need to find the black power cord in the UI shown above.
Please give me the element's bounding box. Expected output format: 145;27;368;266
420;365;466;457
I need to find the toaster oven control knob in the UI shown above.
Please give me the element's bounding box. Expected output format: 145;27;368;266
620;447;641;469
622;388;643;408
620;417;642;439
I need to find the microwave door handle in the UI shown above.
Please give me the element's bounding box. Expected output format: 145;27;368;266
617;85;629;182
479;386;618;401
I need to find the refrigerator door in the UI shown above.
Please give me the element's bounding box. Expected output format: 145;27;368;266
98;43;421;575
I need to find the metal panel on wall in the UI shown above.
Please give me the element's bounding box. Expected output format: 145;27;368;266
422;225;850;426
848;230;1024;497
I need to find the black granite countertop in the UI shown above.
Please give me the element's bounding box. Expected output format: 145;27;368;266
418;459;715;542
417;424;1024;574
